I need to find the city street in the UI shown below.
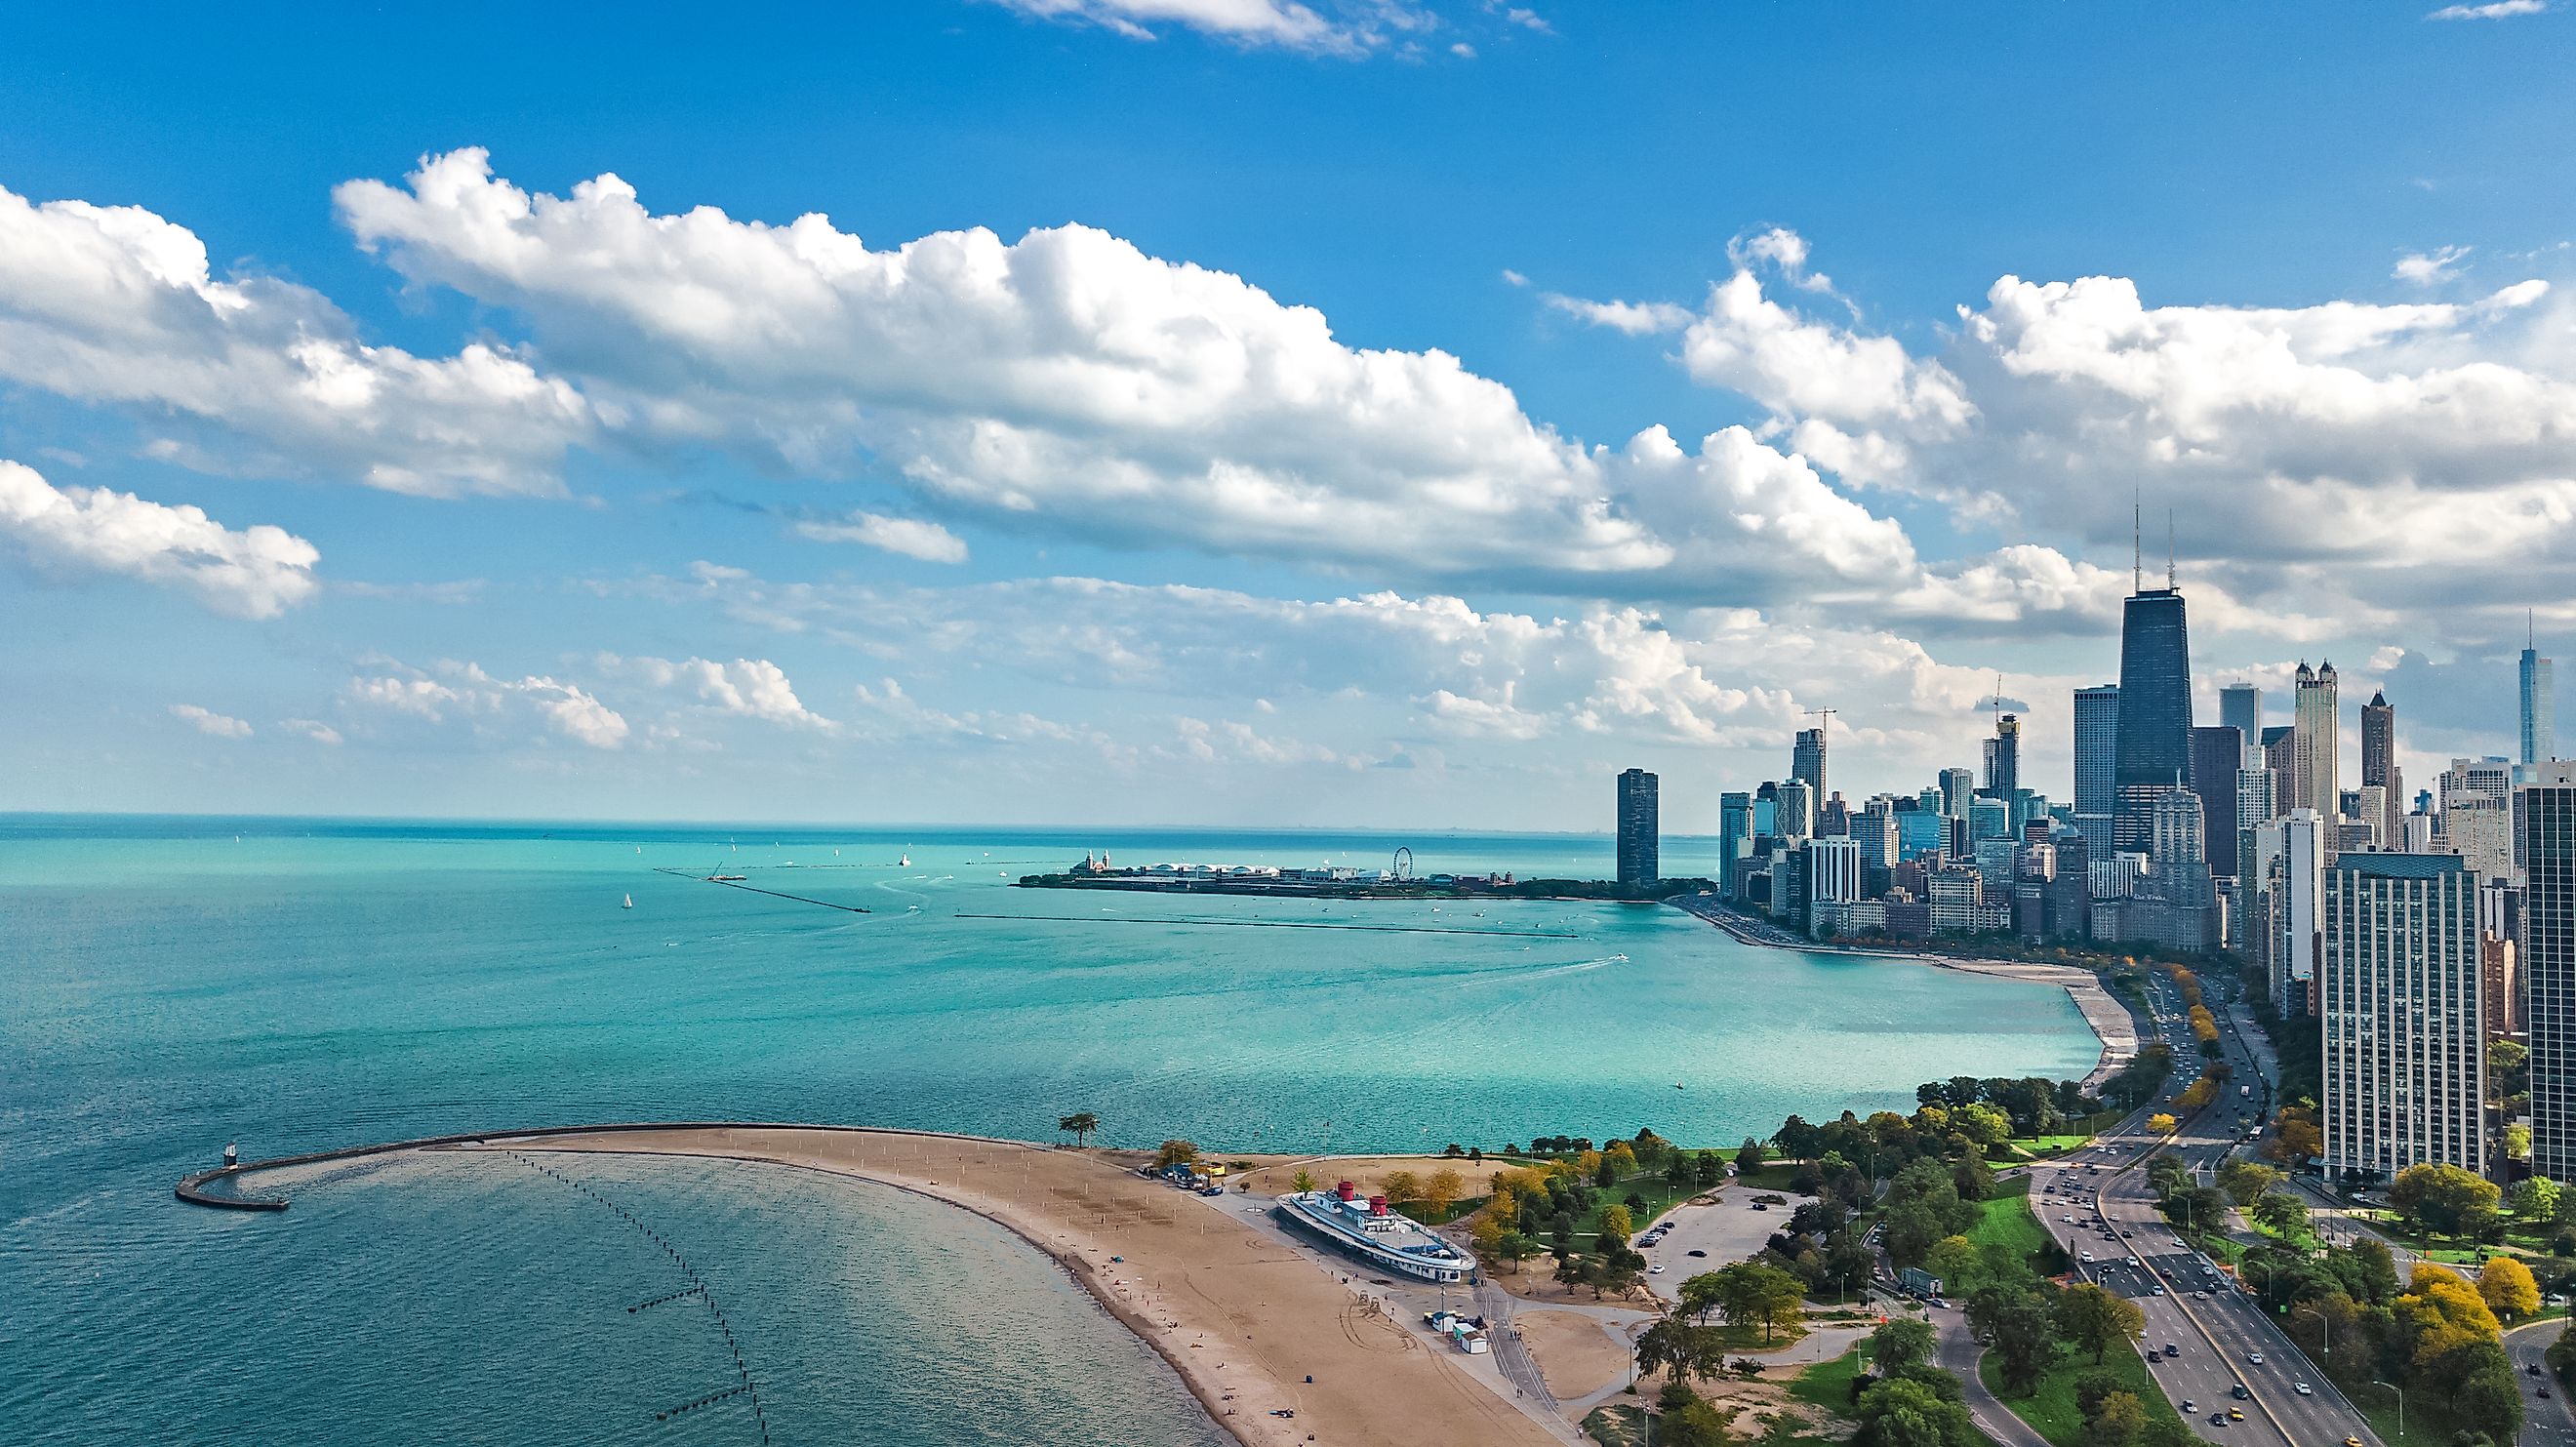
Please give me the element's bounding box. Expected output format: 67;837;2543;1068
2508;1320;2576;1446
2022;971;2381;1446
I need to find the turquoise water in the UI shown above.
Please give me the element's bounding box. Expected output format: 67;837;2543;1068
0;816;2098;1442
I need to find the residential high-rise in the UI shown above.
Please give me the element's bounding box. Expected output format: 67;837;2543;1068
2524;628;2556;768
2525;763;2576;1181
1792;727;1828;804
1616;768;1660;890
1807;835;1863;906
2113;585;2193;851
2073;684;2119;859
1939;768;1975;819
2321;852;2488;1181
2220;684;2263;768
1717;791;1753;901
2269;808;2327;1016
2291;661;2341;817
1983;713;2022;802
1775;780;1814;844
2188;725;2243;878
2361;690;2401;845
2235;766;2278;953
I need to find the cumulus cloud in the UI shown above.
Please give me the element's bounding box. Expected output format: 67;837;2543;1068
789;510;970;563
0;184;590;496
601;654;835;729
346;661;627;748
169;703;252;739
1539;291;1692;335
0;460;318;618
2394;244;2472;285
279;717;344;744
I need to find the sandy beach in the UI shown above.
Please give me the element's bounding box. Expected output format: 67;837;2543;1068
489;1127;1567;1447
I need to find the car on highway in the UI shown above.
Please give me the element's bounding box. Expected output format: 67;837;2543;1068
2227;1407;2244;1421
2208;1412;2228;1426
2164;1343;2179;1354
2179;1400;2194;1414
2231;1385;2250;1400
2246;1351;2264;1365
2293;1382;2311;1395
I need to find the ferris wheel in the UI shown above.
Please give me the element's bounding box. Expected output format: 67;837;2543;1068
1390;846;1415;882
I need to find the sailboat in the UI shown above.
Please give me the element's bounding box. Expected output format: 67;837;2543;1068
898;853;911;867
622;894;633;909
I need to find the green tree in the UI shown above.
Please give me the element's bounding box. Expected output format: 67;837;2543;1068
1736;1137;1770;1175
2251;1190;2310;1238
2549;1318;2576;1388
1969;1286;2060;1392
2216;1159;2284;1206
2053;1282;2146;1364
1869;1317;1938;1376
2085;1389;2148;1447
2512;1176;2561;1223
2389;1162;2501;1235
1057;1111;1099;1146
1854;1375;1981;1447
1600;1203;1634;1243
1952;1102;2012;1152
1290;1167;1315;1192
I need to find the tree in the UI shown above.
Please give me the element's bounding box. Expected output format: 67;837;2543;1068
1924;1234;1979;1294
2146;1112;2177;1136
2251;1191;2310;1239
2085;1390;2148;1447
1870;1317;1939;1376
2053;1282;2146;1364
2217;1160;2284;1206
2513;1177;2562;1224
2265;1105;2323;1165
1381;1169;1423;1204
2480;1254;2541;1322
1599;1203;1634;1244
1154;1138;1198;1168
1496;1230;1546;1273
2550;1318;2576;1388
1972;1286;2060;1392
1853;1375;1981;1447
1737;1137;1769;1175
1290;1167;1315;1192
1423;1167;1467;1217
1058;1112;1100;1146
1953;1103;2012;1151
2390;1162;2503;1236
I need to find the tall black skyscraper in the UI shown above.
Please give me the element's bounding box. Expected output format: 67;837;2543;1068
1617;768;1661;889
2114;585;2194;852
2189;724;2244;878
1792;727;1828;804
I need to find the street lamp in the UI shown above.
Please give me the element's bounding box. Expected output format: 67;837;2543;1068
2373;1379;2404;1438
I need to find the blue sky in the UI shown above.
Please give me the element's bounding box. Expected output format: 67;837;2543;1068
3;1;2572;828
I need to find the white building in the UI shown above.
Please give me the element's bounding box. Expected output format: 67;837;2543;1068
2320;852;2488;1181
1807;835;1863;906
2268;809;2326;1016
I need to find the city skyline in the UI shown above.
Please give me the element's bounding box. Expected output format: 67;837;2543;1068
3;5;2574;828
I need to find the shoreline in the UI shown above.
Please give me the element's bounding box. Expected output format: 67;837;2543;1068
1671;898;2139;1093
202;1123;1566;1447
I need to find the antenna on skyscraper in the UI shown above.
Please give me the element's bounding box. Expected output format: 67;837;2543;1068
2133;495;2142;594
2167;508;2176;591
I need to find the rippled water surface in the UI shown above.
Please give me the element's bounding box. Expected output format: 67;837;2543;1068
1;817;2098;1442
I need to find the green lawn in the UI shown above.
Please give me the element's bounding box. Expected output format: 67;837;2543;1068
1968;1177;2051;1264
1788;1347;1867;1416
2007;1135;2096;1159
1981;1343;2185;1447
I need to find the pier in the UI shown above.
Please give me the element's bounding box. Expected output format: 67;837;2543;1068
651;867;870;913
955;911;1581;940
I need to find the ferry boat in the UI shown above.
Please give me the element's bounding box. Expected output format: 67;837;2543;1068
1272;1182;1476;1284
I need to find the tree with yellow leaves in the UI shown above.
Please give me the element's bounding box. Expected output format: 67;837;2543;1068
2480;1255;2541;1322
2148;1112;2178;1136
1381;1169;1423;1204
1423;1166;1467;1217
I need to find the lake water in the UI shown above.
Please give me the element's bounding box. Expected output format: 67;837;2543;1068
0;816;2098;1442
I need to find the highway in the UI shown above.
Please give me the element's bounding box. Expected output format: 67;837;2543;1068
2023;969;2382;1446
2508;1320;2576;1446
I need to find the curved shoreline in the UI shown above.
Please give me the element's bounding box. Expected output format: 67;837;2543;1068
185;1122;1567;1447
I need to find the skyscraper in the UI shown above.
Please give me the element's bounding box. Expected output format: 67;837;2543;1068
1792;727;1828;804
1616;768;1660;890
2220;684;2263;769
2291;662;2341;819
2073;685;2119;858
2361;690;2400;845
1939;768;1975;819
2525;628;2556;768
2188;725;2243;878
1776;780;1814;844
2321;853;2488;1180
2114;585;2193;852
2525;762;2576;1181
1983;713;2022;801
1717;791;1753;901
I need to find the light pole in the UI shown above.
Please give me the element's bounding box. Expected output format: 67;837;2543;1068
2373;1379;2404;1437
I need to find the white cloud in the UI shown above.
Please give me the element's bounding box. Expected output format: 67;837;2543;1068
0;460;318;618
168;703;252;739
1540;291;1692;335
348;661;627;748
789;510;970;563
602;654;834;730
2394;244;2472;285
280;717;344;745
2427;0;2546;18
0;184;591;496
1678;252;1973;432
976;0;1425;55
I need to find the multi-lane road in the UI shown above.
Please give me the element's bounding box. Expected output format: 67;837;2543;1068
2020;971;2382;1446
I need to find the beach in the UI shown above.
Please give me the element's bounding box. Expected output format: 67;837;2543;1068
488;1127;1570;1447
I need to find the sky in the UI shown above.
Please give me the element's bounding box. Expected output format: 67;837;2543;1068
2;1;2573;831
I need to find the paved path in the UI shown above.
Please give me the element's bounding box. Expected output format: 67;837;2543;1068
1476;1278;1558;1412
1925;1302;2053;1447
